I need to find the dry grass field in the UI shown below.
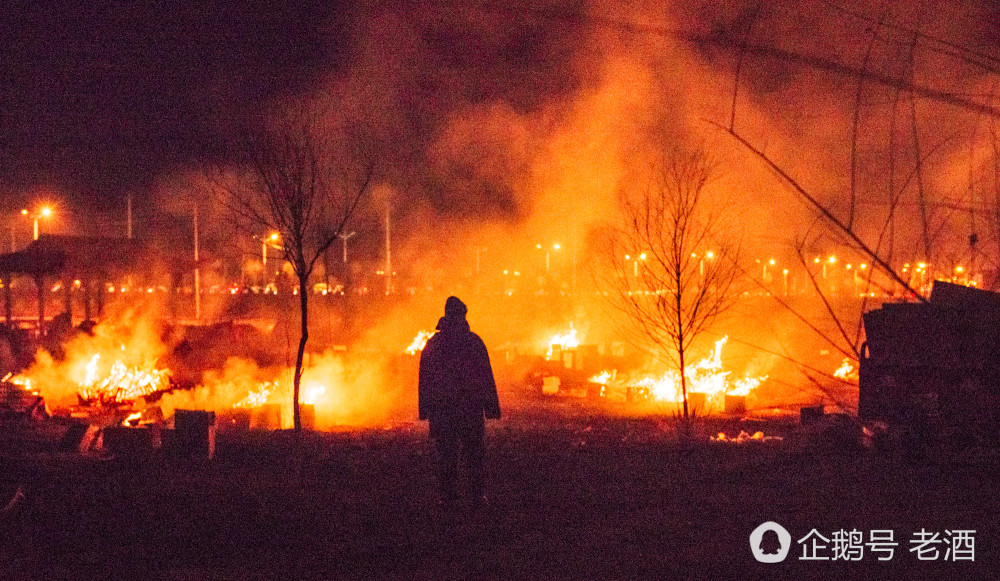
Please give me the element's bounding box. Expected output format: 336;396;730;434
1;400;996;580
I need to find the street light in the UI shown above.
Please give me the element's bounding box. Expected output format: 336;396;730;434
23;206;53;240
634;252;646;277
339;231;356;263
537;242;561;272
262;231;280;266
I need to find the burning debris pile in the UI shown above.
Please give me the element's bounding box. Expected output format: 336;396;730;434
2;311;409;434
75;354;172;406
233;381;276;409
546;325;580;360
1;372;48;421
587;337;768;414
9;349;174;413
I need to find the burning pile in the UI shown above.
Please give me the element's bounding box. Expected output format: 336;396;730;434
3;372;35;394
10;352;172;408
546;324;580;360
588;336;767;413
76;354;171;406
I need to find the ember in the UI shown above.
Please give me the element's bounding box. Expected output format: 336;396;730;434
711;430;782;443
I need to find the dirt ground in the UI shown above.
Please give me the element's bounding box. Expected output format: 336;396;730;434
1;400;997;580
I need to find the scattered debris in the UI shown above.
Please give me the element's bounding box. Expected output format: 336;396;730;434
711;430;783;443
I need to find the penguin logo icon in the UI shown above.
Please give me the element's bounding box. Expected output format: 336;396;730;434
750;521;791;563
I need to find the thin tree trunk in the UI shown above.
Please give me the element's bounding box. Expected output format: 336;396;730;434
293;271;309;432
676;261;688;419
679;340;688;420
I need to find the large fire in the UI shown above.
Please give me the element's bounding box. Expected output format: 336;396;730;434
587;336;767;413
76;354;171;406
300;382;326;405
11;352;171;407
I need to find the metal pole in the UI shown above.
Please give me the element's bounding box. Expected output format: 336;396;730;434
127;192;133;239
194;205;201;321
339;231;355;263
385;206;392;295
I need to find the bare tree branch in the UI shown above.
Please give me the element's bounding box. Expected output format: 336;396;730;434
607;145;741;419
708;120;929;302
209;102;373;432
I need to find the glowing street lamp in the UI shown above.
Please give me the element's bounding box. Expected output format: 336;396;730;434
262;231;280;266
634;252;646;277
23;206;53;240
538;242;561;272
763;257;776;280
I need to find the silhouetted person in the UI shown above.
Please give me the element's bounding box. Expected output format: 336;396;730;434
759;529;782;555
419;296;501;508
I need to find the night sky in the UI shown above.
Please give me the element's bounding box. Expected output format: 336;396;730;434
4;0;999;260
0;1;587;225
0;0;352;214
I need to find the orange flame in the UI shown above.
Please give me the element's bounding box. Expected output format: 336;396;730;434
76;354;170;405
546;324;580;359
833;358;857;381
405;330;435;355
233;381;275;408
586;336;767;411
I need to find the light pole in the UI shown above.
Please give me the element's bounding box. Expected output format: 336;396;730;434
339;231;356;263
22;206;53;241
258;232;281;289
537;242;561;273
262;232;279;266
194;205;200;321
634;252;646;277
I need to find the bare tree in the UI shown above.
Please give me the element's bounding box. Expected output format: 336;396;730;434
608;146;741;419
215;103;372;431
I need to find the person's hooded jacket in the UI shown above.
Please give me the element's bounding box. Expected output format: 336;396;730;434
418;297;500;437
